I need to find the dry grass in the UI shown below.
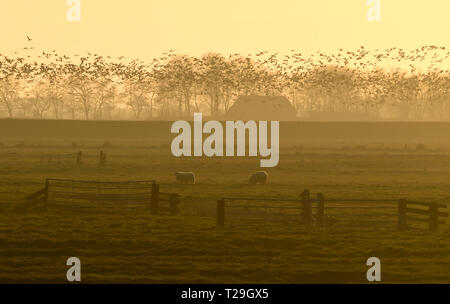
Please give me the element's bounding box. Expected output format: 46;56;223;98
1;138;450;283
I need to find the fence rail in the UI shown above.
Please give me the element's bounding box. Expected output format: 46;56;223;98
398;199;449;231
217;190;324;229
217;190;448;231
38;151;111;167
21;178;181;215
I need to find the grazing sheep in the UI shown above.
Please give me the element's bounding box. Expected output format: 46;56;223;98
175;172;195;184
249;171;268;185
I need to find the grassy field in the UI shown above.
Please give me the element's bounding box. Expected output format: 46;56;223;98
1;121;450;283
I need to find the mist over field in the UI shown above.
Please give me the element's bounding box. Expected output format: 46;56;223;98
1;119;450;283
1;0;450;285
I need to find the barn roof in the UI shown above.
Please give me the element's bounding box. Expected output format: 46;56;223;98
226;96;297;121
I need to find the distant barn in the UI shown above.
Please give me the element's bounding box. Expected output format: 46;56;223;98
226;96;297;121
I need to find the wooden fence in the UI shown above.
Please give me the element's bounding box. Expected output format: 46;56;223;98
38;151;110;167
22;178;180;214
20;187;48;212
149;183;181;215
398;199;449;231
216;190;448;231
217;190;323;229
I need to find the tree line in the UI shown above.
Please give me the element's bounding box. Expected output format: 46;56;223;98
0;45;449;120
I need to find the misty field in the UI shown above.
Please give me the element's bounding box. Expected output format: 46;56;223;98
1;124;450;283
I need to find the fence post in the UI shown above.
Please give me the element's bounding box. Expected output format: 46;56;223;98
398;199;407;231
99;151;106;167
429;203;438;231
76;151;82;167
44;179;49;205
169;194;179;215
150;183;159;215
301;189;312;229
217;200;225;228
317;193;325;227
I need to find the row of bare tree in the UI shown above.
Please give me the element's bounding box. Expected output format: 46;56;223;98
0;46;449;120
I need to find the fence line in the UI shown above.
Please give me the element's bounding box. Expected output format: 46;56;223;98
398;199;449;231
20;178;180;215
46;178;156;184
37;151;111;167
217;190;325;229
217;190;448;231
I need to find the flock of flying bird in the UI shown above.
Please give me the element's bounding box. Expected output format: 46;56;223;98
0;35;448;119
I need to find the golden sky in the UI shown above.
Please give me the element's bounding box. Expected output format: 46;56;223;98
0;0;448;60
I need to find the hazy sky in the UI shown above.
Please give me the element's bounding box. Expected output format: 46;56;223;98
0;0;448;60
